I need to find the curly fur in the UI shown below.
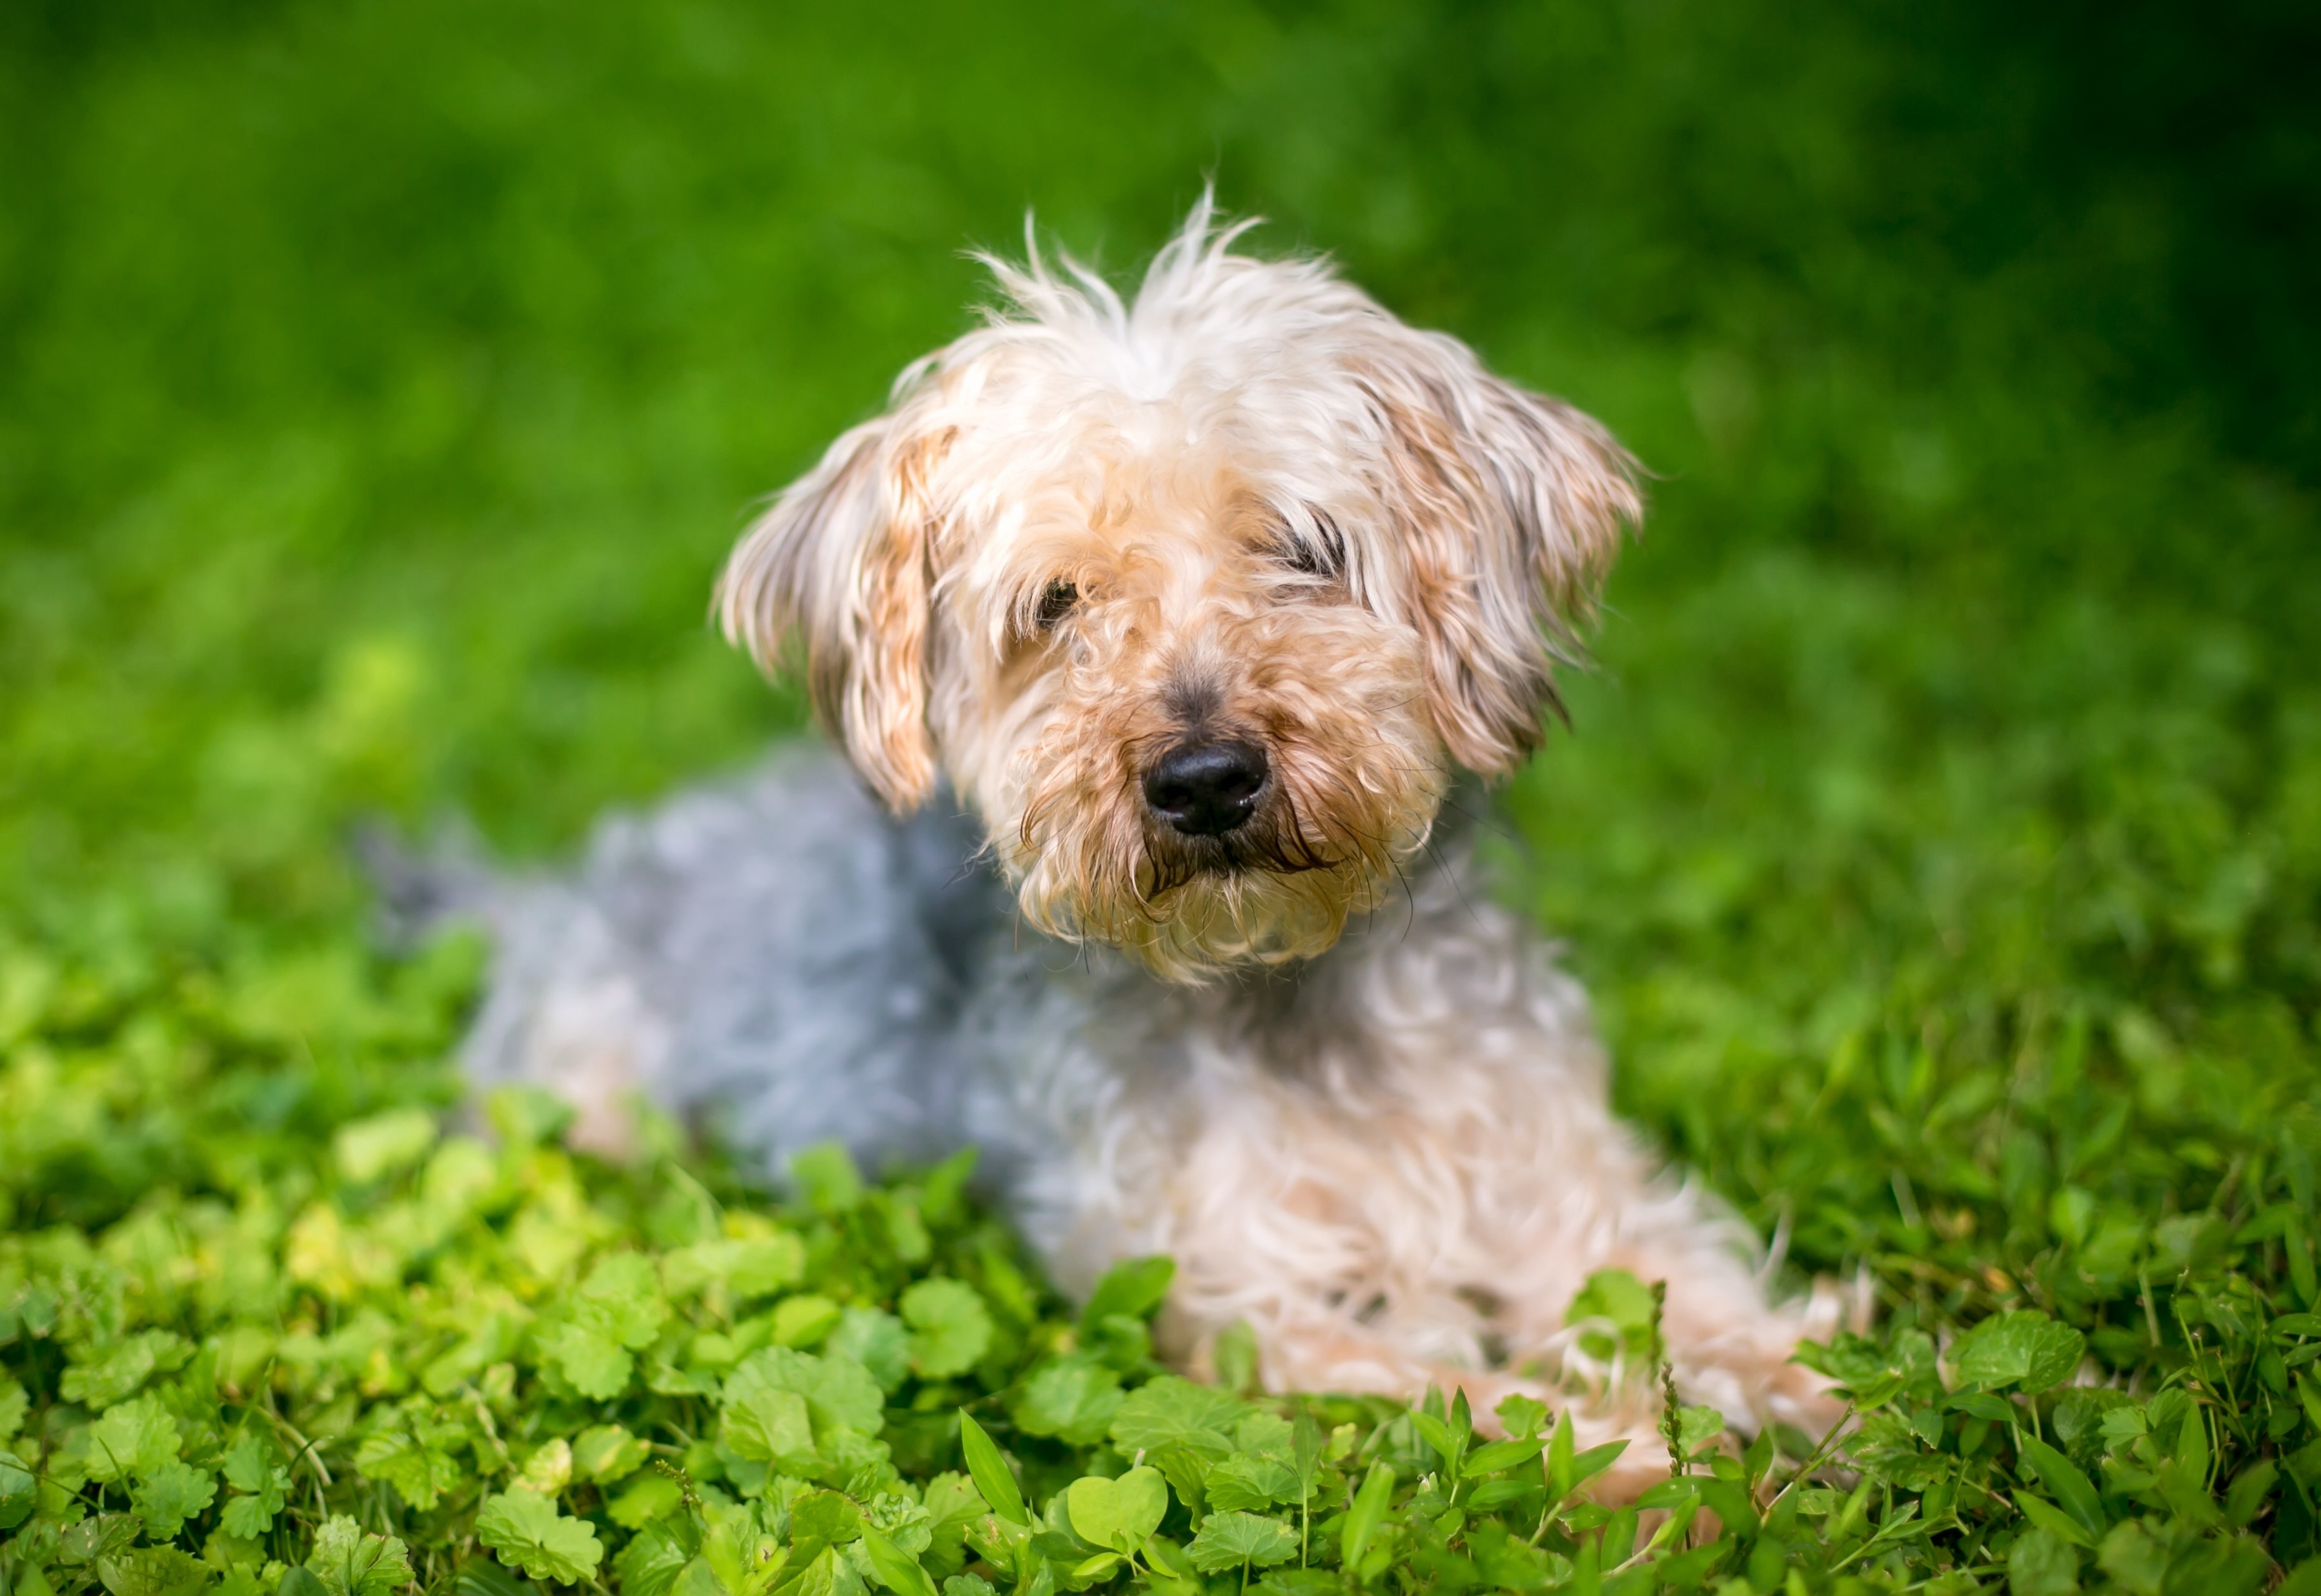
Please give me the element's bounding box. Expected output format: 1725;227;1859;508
428;198;1856;1499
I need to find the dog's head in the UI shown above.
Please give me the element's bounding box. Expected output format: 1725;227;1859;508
720;199;1639;980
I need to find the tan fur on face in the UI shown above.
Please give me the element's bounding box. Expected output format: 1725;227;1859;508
720;196;1640;979
1005;561;1445;979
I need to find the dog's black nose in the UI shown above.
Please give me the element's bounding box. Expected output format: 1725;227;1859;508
1143;740;1268;836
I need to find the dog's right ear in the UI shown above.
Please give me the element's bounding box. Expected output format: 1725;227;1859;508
718;408;954;812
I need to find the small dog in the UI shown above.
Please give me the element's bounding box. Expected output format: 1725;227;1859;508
429;198;1845;1490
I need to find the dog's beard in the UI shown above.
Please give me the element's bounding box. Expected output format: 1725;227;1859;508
1008;734;1445;982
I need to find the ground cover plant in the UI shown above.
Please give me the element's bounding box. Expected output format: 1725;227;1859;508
2;0;2317;1591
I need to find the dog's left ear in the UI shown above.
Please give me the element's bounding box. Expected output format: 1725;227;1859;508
717;403;955;811
1358;332;1641;777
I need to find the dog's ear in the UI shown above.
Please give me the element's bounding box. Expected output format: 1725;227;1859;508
718;407;954;811
1358;334;1640;778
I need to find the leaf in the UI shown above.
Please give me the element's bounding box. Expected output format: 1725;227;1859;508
2016;1436;2105;1539
220;1435;278;1495
476;1489;605;1585
610;1473;687;1531
1341;1462;1395;1569
1565;1270;1657;1363
1463;1437;1546;1477
306;1515;416;1596
1186;1512;1297;1573
2176;1400;2210;1485
614;1522;696;1596
1494;1393;1549;1441
860;1529;940;1596
721;1385;818;1471
487;1086;575;1149
1108;1376;1244;1457
1693;1477;1759;1540
902;1279;994;1379
1410;1409;1461;1475
2225;1459;2278;1529
1563;1441;1630;1500
220;1493;280;1540
957;1411;1028;1527
920;1147;978;1226
356;1427;464;1511
547;1253;669;1393
831;1306;912;1391
1674;1405;1725;1456
773;1295;845;1349
334;1107;439;1182
789;1144;865;1213
95;1549;214;1596
1210;1323;1258;1395
1065;1467;1168;1553
2005;1526;2081;1596
63;1515;145;1567
795;1490;866;1543
2096;1520;2167;1596
725;1346;887;1440
1;1451;38;1532
787;1546;866;1596
2011;1490;2094;1550
866;1491;935;1556
520;1439;573;1493
85;1395;181;1484
131;1461;217;1540
1952;1311;2086;1395
62;1334;171;1410
1546;1411;1575;1497
573;1423;651;1483
660;1234;809;1301
724;1235;809;1297
1204;1456;1300;1514
1011;1357;1124;1446
582;1252;670;1341
1080;1257;1174;1328
538;1322;634;1400
219;1435;289;1537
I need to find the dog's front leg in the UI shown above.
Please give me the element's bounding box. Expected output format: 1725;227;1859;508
1165;1298;1681;1502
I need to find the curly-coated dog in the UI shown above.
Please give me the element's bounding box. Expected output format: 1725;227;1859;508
424;197;1847;1495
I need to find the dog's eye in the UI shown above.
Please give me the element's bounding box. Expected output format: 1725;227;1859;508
1284;542;1333;578
1279;507;1346;581
1036;579;1078;629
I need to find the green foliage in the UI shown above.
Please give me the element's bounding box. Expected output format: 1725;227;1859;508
1;0;2318;1592
5;1010;2318;1593
474;1492;600;1586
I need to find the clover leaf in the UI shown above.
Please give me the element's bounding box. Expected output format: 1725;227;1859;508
307;1515;415;1596
1109;1377;1244;1457
132;1460;217;1540
1066;1466;1168;1554
1187;1511;1297;1575
476;1489;604;1585
1952;1311;2087;1395
902;1280;993;1380
85;1395;180;1485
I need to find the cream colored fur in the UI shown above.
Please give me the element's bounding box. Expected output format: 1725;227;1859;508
453;196;1856;1499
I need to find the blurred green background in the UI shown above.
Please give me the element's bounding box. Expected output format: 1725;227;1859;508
3;1;2316;1286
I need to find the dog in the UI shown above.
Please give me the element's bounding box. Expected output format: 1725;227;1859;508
418;197;1847;1493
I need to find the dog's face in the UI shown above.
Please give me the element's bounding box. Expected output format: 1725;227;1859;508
721;204;1639;980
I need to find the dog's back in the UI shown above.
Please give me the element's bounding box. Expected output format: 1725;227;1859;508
388;747;1008;1169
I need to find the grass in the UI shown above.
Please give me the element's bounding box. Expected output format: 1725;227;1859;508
2;1;2318;1591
